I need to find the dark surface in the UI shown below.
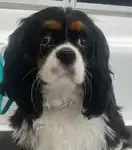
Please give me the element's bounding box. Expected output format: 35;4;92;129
0;131;19;150
0;127;132;150
78;0;132;6
128;126;132;147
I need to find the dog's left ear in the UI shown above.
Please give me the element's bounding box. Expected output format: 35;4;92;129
83;25;112;118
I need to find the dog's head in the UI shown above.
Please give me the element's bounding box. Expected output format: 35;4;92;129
3;7;112;119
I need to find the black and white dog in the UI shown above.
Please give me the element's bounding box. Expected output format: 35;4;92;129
1;7;131;150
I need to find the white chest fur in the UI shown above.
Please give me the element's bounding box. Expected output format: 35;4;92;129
32;102;115;150
12;79;115;150
33;78;113;150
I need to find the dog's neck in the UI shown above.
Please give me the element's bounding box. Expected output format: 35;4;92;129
42;77;83;110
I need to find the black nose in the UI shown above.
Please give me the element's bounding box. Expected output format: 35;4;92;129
56;49;76;65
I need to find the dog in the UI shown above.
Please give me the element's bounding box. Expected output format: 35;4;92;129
1;7;131;150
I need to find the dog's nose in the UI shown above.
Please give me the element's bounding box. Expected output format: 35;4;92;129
56;49;76;65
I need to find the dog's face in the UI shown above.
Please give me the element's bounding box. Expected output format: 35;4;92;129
39;41;85;85
3;7;111;118
38;8;93;86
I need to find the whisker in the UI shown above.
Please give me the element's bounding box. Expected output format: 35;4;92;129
38;57;45;62
84;48;95;67
84;69;93;79
84;73;92;102
31;76;40;113
21;68;37;82
40;44;43;56
83;80;87;95
35;75;41;101
87;54;95;65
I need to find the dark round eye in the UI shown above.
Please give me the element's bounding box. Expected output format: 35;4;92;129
77;38;87;47
41;35;52;46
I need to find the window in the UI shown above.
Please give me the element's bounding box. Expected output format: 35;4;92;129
0;0;69;11
77;0;132;6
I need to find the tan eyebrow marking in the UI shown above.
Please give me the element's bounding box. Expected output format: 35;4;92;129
69;21;85;31
43;20;61;30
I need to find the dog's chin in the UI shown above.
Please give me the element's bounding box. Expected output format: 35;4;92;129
39;64;84;108
39;59;85;86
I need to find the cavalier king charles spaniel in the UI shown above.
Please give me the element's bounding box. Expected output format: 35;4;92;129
1;7;132;150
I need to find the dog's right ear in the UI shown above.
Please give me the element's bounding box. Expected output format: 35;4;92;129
2;16;43;117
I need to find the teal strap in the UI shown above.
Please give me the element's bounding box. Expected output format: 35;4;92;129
0;94;3;113
0;97;13;114
0;55;3;82
0;54;13;114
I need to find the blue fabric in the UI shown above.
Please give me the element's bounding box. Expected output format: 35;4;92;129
0;54;13;114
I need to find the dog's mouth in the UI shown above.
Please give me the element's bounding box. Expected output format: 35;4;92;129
39;60;85;86
51;64;75;76
45;65;75;84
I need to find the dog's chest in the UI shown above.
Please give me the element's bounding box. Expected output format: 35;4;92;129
31;83;112;150
34;108;109;150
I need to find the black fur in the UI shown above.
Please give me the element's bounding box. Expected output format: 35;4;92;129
1;7;131;149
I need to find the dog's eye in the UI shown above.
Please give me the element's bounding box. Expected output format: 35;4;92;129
41;35;52;46
77;38;87;47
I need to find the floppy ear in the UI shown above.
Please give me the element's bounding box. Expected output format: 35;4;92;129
2;16;43;118
83;26;112;118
